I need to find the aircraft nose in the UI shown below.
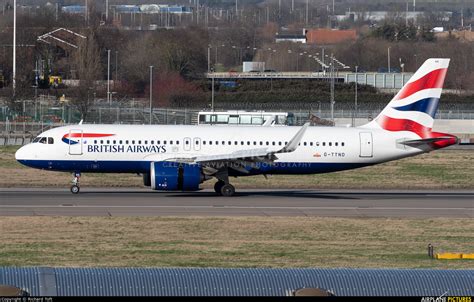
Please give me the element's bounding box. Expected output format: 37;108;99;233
15;145;29;161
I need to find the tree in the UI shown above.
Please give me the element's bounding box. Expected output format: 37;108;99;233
71;32;101;120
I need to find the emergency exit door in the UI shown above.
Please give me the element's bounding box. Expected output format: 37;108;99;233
359;132;373;158
68;129;83;155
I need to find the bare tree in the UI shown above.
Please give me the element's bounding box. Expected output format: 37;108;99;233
71;32;101;120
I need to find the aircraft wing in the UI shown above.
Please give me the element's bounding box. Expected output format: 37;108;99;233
165;123;310;173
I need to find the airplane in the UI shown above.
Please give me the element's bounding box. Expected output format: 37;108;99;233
15;58;458;196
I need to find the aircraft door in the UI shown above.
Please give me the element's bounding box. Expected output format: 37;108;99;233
359;132;373;158
68;129;83;155
193;138;201;151
184;137;191;151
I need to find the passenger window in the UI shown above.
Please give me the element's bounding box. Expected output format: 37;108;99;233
203;141;207;145
266;142;269;146
157;140;161;144
215;141;219;145
138;140;141;144
196;141;199;145
113;140;116;144
185;141;189;145
164;140;167;144
342;142;345;146
253;142;256;145
316;142;319;146
176;141;179;145
310;142;313;146
170;141;173;145
322;142;326;146
272;142;275;146
335;142;338;146
228;141;231;145
241;141;244;145
234;141;238;145
278;142;282;146
304;142;307;146
48;137;54;144
247;141;250;145
107;140;110;144
150;140;154;145
222;141;225;145
329;142;332;146
100;140;104;144
209;141;213;145
94;140;97;144
126;140;129;144
132;140;135;144
119;140;123;144
144;140;148;145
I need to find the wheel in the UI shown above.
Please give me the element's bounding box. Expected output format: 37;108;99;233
220;184;235;197
70;185;80;194
214;180;225;194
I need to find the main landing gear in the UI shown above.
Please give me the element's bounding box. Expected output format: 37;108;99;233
70;172;81;194
214;180;236;197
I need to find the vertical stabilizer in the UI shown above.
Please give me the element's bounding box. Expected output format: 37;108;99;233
363;58;449;138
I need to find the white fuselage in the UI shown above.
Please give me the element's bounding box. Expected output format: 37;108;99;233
15;124;424;175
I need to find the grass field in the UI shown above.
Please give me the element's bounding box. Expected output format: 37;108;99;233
0;217;473;268
1;146;473;189
1;147;473;269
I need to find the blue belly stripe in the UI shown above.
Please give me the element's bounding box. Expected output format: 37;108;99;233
18;159;371;175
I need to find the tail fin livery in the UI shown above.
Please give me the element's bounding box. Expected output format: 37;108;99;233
363;58;457;147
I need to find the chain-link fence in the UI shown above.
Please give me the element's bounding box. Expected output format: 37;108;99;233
1;98;474;138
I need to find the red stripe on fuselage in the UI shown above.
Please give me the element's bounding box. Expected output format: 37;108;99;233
395;68;447;100
64;133;115;138
376;115;457;148
376;115;432;138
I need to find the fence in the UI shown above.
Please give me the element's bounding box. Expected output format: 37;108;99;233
2;106;474;134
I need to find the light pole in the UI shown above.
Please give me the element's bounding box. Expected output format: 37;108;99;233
330;54;335;123
149;65;153;125
354;65;358;127
387;47;391;73
211;68;215;111
105;0;109;20
207;45;211;72
107;49;111;105
115;50;118;84
12;0;16;95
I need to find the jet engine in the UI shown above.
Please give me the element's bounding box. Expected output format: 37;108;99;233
150;161;203;191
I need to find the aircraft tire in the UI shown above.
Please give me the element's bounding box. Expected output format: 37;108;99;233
214;181;225;194
70;185;80;194
220;184;235;197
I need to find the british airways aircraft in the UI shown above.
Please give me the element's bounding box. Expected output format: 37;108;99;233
15;59;457;196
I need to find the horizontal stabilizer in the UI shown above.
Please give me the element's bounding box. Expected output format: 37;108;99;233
401;136;457;147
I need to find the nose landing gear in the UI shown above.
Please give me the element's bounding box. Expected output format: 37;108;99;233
70;172;81;194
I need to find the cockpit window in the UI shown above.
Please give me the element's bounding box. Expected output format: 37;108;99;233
33;137;41;143
39;137;47;144
48;137;54;144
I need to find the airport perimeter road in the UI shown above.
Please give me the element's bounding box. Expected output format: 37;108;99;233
0;188;473;217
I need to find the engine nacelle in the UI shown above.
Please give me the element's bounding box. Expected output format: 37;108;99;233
150;161;202;191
